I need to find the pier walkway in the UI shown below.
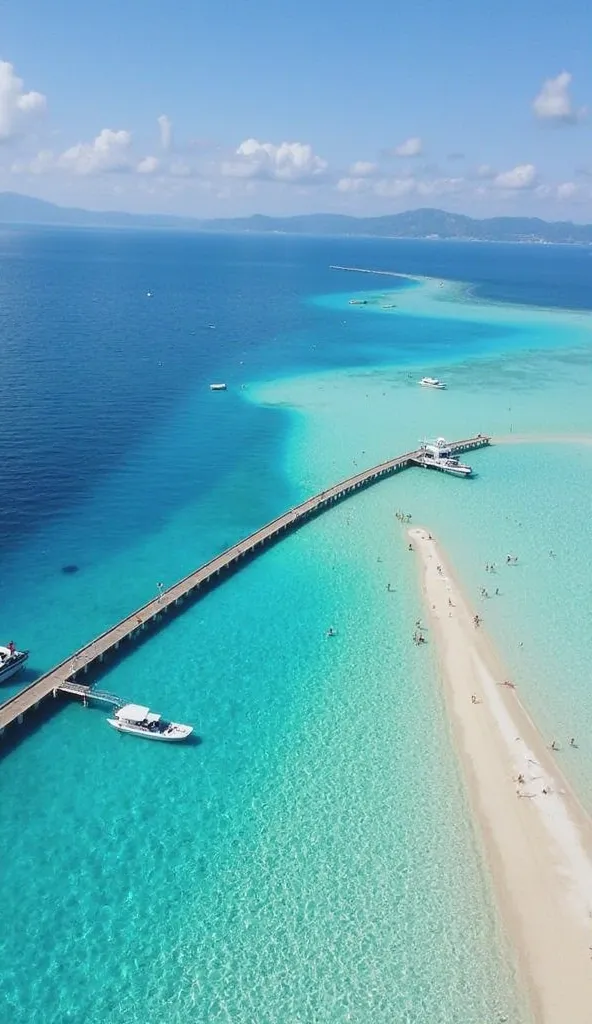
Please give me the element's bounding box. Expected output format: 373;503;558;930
0;435;489;738
329;264;412;279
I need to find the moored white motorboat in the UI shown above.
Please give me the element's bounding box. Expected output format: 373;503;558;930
418;438;472;477
419;376;447;389
107;704;193;742
209;383;227;391
0;644;29;684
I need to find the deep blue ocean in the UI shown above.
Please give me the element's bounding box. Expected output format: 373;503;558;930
3;229;592;560
2;229;592;1024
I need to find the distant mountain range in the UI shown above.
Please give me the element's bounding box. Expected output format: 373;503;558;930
1;191;592;243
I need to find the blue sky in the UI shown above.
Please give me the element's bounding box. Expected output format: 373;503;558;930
3;0;592;218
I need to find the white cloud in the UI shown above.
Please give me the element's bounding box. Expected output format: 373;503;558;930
221;138;328;182
169;159;193;177
476;164;497;179
534;181;583;201
0;61;46;141
394;136;422;157
374;176;417;197
556;181;578;200
337;176;370;193
348;160;377;177
533;71;584;123
337;174;466;200
13;149;55;175
58;128;132;175
493;163;537;190
416;176;464;196
158;114;173;151
137;155;159;174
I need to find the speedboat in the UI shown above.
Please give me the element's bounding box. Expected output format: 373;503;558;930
0;644;29;684
107;703;193;742
419;377;447;389
418;438;472;477
209;383;227;391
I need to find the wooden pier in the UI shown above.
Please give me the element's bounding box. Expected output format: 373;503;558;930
329;264;412;279
0;435;490;740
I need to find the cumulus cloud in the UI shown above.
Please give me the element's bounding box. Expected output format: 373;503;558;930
374;177;418;197
394;136;422;157
57;129;132;175
493;163;537;190
221;138;328;182
416;177;464;197
476;164;497;179
169;159;193;177
0;61;46;141
336;176;370;193
337;174;464;199
556;181;578;200
137;155;159;174
15;149;54;175
158;114;173;151
348;160;377;177
533;72;584;123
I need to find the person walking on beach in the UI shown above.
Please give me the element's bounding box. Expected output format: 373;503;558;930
551;740;560;751
473;614;481;627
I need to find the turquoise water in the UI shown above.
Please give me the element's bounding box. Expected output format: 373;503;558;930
1;493;525;1023
6;234;592;1022
255;288;592;811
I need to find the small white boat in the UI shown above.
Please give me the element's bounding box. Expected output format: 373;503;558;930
418;438;472;477
107;704;193;742
0;644;29;684
209;383;227;391
419;377;447;389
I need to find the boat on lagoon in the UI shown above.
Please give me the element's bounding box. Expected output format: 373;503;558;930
0;644;29;684
107;704;193;742
418;438;472;477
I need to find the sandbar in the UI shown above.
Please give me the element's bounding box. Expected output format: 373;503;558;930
409;527;592;1024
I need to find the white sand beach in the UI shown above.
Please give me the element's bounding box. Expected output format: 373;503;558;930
409;527;592;1024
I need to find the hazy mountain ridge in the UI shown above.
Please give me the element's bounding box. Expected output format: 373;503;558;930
0;192;591;242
